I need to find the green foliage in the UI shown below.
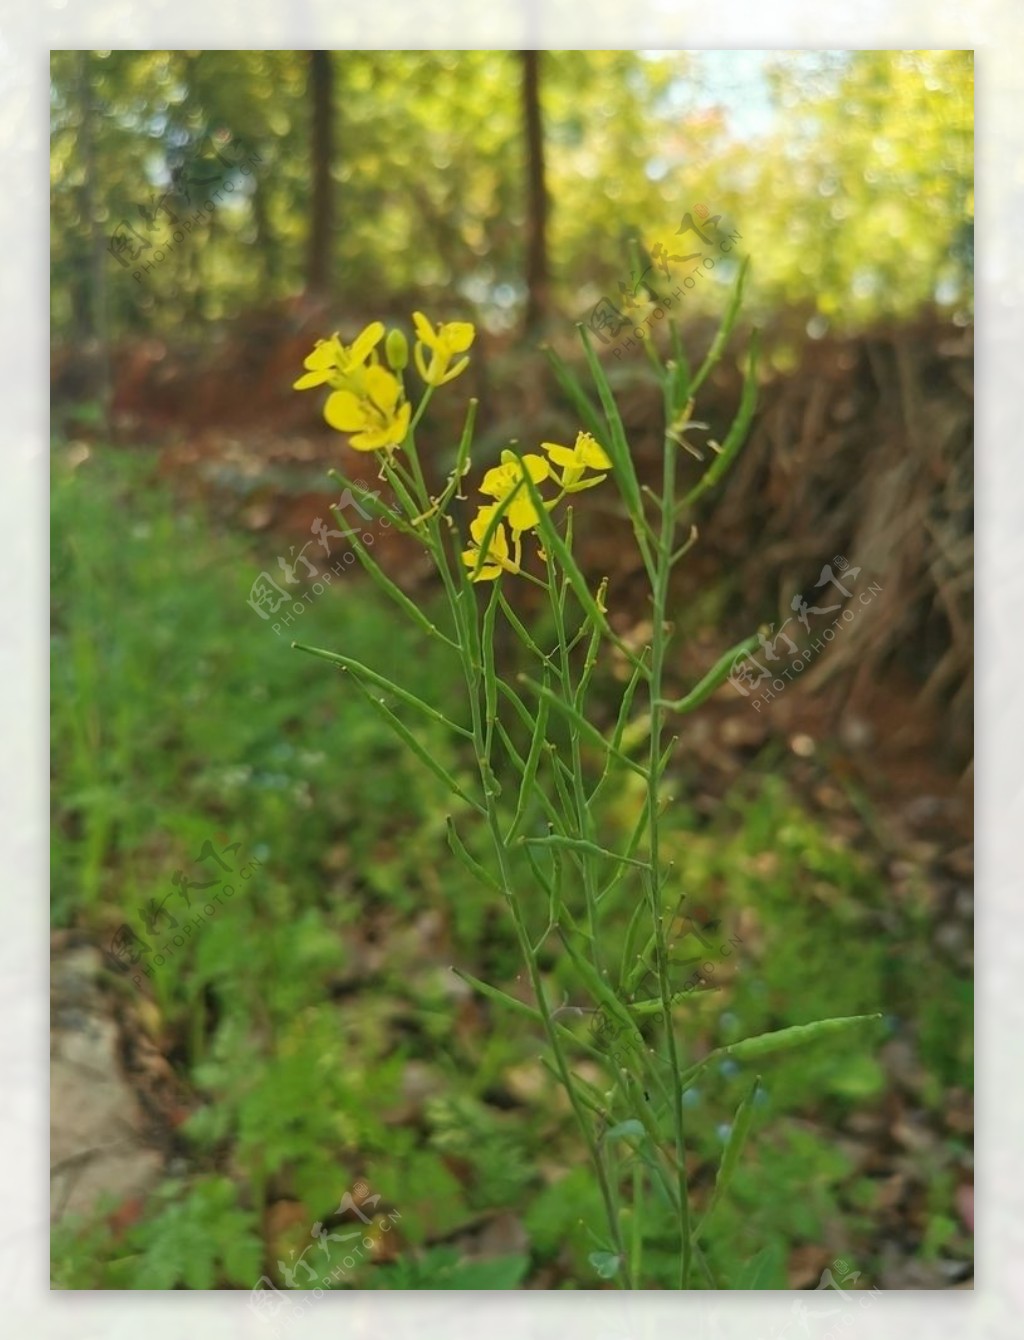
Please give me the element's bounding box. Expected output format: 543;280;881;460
53;1178;263;1289
124;1177;264;1289
50;434;970;1288
363;1149;474;1246
368;1246;529;1289
51;1211;117;1289
51;444;466;924
703;1124;855;1286
524;1164;605;1269
731;1242;787;1290
426;1093;534;1209
187;1005;404;1210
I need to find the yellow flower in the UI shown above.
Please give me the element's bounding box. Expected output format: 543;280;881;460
413;311;475;386
293;322;385;393
461;504;518;582
479;450;550;534
541;431;613;492
323;365;411;453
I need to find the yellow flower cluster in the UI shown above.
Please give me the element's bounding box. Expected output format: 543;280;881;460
294;317;611;586
294;313;475;454
461;432;612;582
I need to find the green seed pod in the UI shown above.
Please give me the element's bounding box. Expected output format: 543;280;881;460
720;1014;882;1063
386;328;409;371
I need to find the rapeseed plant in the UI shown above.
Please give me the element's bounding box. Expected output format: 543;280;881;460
292;268;880;1288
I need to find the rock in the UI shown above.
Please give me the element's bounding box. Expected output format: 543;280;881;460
50;941;162;1224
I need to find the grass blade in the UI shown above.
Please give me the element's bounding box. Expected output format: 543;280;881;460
292;642;471;737
695;1076;761;1235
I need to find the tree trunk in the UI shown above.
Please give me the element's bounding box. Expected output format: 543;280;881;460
251;175;279;298
307;51;334;295
521;51;549;333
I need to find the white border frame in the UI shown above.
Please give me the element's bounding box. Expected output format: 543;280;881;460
17;7;1014;1338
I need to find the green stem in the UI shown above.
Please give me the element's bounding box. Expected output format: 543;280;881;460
631;1159;644;1284
438;515;632;1288
545;543;602;968
646;383;693;1288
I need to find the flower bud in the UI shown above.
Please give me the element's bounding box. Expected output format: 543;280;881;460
385;328;408;372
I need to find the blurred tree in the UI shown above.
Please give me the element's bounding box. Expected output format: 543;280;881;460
307;51;335;296
732;50;974;323
521;51;549;332
49;50;973;349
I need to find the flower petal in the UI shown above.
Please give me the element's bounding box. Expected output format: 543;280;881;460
576;432;613;469
507;494;542;534
323;390;367;433
347;321;385;368
293;370;330;390
442;321;475;353
364;364;401;413
304;337;341;370
470;506;509;561
412;311;437;347
392;400;412;443
349;428;389;451
521;453;551;483
480;464;512;498
542;442;577;469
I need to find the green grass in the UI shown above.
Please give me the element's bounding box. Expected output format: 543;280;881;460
51;444;972;1289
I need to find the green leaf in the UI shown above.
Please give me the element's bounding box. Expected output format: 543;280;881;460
681;325;760;509
446;816;504;893
696;1076;761;1234
442;1253;530;1289
291;642;471;737
451;966;541;1023
577;325;643;521
660;633;760;714
519;466;650;674
183;1250;215;1291
557;916;641;1046
589;1250;622;1280
337;667;483;813
518;673;649;779
732;1241;786;1290
221;1230;264;1286
825;1052;887;1100
689;254;750;398
506;678;551;843
373;1246;530;1290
